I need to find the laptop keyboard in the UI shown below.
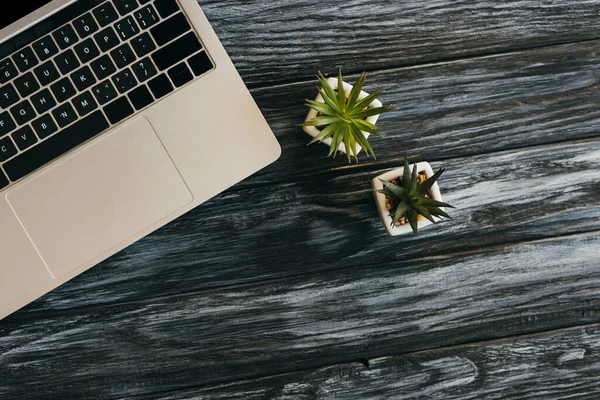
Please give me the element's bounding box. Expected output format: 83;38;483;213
0;0;214;189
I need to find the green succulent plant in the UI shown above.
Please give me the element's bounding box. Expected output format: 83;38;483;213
301;70;394;163
376;159;455;234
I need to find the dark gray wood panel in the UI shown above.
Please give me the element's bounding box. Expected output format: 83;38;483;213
151;324;600;400
199;0;600;86
17;138;600;312
246;39;600;187
2;232;600;399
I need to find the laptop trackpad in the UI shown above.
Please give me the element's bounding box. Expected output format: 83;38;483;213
6;117;193;279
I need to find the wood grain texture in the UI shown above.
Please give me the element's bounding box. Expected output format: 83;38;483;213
2;232;600;398
147;324;600;400
199;0;600;86
246;39;600;187
3;1;600;399
15;138;600;312
10;36;600;313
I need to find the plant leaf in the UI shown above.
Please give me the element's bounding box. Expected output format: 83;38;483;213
329;124;345;157
415;206;436;224
393;201;410;225
349;123;375;158
402;159;411;187
352;119;380;136
347;72;366;110
305;99;333;115
350;105;395;119
417;167;445;196
417;197;455;209
430;207;451;219
301;116;340;127
410;161;418;191
308;122;338;145
406;209;419;234
319;88;343;115
351;92;382;113
380;179;405;199
376;188;396;198
347;132;359;163
337;69;346;112
317;72;337;105
343;128;352;162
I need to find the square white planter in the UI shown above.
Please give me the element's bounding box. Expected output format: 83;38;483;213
303;77;383;156
371;162;445;236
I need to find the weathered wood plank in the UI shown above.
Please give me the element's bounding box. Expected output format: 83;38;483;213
147;324;600;400
199;0;600;86
11;39;600;313
245;39;600;187
19;138;600;312
2;232;600;398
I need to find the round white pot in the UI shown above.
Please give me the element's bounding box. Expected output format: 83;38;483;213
371;162;445;236
303;77;383;156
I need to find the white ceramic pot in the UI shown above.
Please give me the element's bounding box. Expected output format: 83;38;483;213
371;162;445;236
303;77;383;156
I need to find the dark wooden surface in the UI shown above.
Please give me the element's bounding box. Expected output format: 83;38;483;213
2;1;600;399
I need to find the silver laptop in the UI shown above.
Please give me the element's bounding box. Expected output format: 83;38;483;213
0;0;281;320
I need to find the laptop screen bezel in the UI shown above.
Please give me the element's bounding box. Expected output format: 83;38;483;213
0;0;76;43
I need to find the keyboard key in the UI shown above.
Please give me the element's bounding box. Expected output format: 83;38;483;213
150;13;190;47
147;73;173;99
135;5;160;29
75;39;101;63
32;114;58;139
92;80;118;105
112;68;137;93
128;85;153;110
10;100;36;125
72;91;98;116
70;66;97;91
115;16;140;41
188;51;213;76
0;84;20;109
0;169;9;189
154;0;180;18
32;36;59;62
0;59;19;84
30;89;57;114
91;55;117;80
168;62;192;87
73;13;100;38
104;96;134;124
152;32;201;71
0;137;17;162
131;32;156;57
11;126;38;151
94;27;121;52
93;2;119;27
34;61;60;86
4;111;110;181
14;72;40;97
0;112;16;137
12;48;39;72
132;57;157;82
51;77;77;103
114;0;139;16
53;24;79;50
54;49;81;74
52;102;78;127
110;43;136;69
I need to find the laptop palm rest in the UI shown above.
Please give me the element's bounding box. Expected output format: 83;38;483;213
5;117;193;279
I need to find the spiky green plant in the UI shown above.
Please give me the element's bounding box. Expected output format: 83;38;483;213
376;159;455;234
301;70;394;163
